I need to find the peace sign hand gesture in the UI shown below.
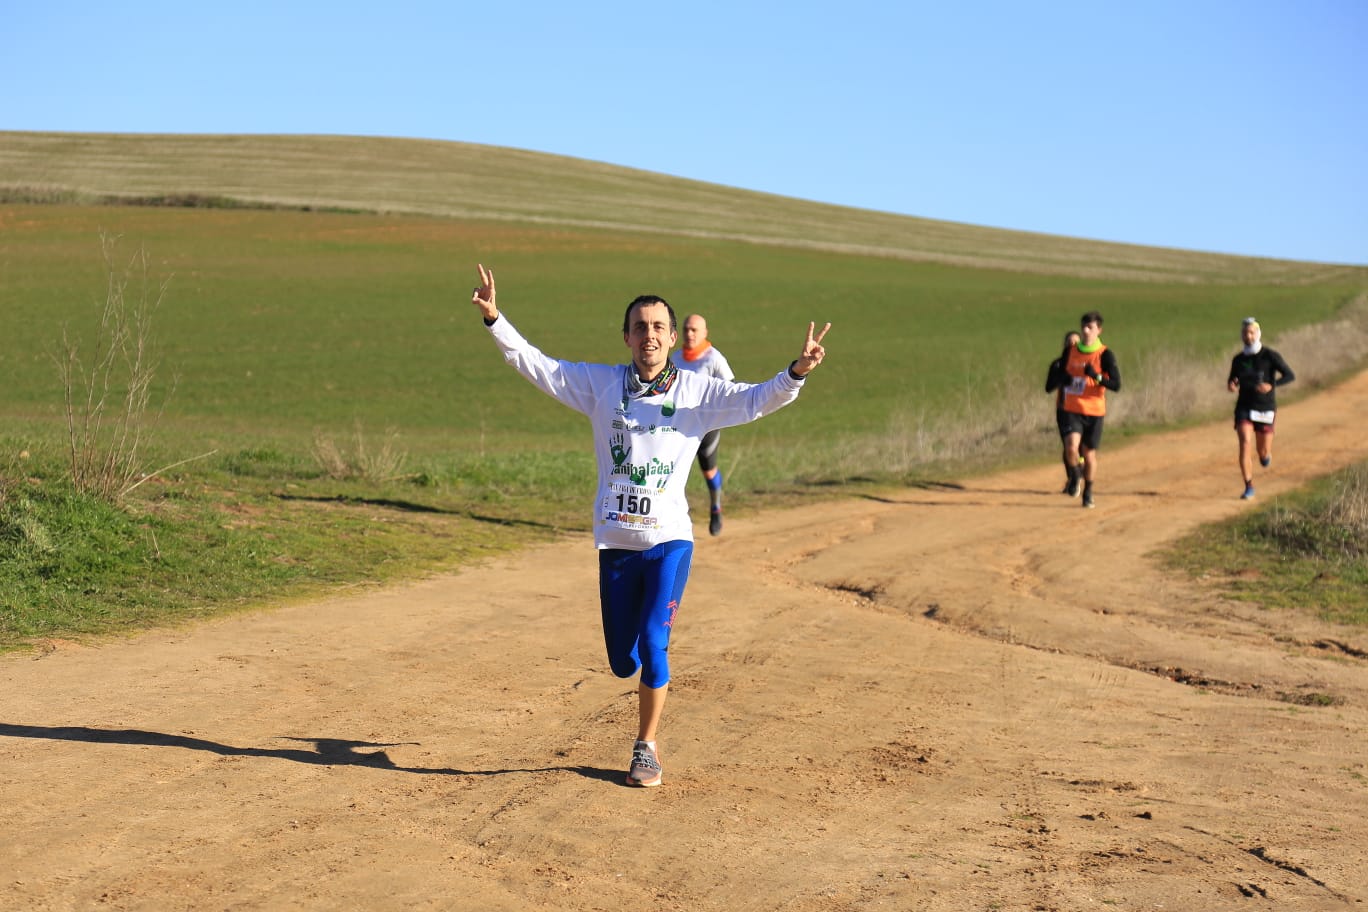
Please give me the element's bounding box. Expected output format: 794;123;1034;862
791;322;831;377
471;263;498;322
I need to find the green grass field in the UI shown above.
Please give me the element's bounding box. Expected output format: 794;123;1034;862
6;204;1359;456
2;133;1367;648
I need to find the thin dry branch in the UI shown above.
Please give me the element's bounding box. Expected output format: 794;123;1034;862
55;233;175;501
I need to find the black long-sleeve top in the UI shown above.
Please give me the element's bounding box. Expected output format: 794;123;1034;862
1045;355;1070;408
1228;348;1294;412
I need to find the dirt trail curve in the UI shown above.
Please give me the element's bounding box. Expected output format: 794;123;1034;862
4;371;1368;912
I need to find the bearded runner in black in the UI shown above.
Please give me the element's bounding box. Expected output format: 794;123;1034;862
1227;317;1295;500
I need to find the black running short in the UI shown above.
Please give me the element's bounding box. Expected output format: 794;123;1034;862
1062;412;1105;451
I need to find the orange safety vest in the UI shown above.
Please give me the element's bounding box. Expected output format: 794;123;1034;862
1062;344;1109;416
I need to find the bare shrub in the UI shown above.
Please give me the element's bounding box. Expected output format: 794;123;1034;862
55;234;175;501
821;369;1056;480
312;422;409;482
1324;463;1368;544
1261;292;1368;387
0;184;83;205
1251;463;1368;561
310;432;351;480
1105;347;1229;428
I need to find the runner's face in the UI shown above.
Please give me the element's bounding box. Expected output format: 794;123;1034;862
1080;321;1101;346
682;315;707;349
1242;324;1258;345
625;302;677;378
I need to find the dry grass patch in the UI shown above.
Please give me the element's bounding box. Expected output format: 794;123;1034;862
312;423;409;482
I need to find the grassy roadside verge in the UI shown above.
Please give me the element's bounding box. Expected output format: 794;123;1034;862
8;421;1367;655
1160;460;1368;627
0;435;979;654
0;449;572;652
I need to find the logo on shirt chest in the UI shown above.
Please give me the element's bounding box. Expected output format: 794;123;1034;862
612;457;675;488
613;400;677;435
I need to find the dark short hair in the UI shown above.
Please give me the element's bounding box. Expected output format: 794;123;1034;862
1080;310;1104;327
623;295;677;334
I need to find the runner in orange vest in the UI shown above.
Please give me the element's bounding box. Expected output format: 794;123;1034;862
1060;311;1121;509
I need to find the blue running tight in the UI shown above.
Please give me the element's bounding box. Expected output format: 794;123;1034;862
597;541;693;688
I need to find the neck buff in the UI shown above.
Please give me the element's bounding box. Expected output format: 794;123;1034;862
680;340;713;362
1078;340;1103;354
1242;319;1262;355
625;359;679;398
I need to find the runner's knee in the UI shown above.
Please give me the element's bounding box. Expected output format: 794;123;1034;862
638;652;670;689
608;653;641;679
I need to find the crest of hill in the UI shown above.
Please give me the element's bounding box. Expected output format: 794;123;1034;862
1;131;1360;285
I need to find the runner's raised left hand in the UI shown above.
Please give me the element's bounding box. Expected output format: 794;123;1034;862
792;322;831;377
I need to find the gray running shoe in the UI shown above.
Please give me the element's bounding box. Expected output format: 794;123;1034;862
709;510;723;536
1065;478;1080;498
1082;491;1095;509
1242;483;1256;500
626;741;662;787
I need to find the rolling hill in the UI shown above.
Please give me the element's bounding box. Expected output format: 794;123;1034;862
3;130;1362;285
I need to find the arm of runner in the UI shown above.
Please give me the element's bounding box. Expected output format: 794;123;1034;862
475;264;612;416
471;263;499;323
696;322;830;429
1045;358;1065;393
789;322;831;378
1095;349;1121;391
1272;351;1295;387
715;350;736;383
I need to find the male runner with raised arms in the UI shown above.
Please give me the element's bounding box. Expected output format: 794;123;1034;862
470;264;830;787
671;313;735;535
1227;317;1294;500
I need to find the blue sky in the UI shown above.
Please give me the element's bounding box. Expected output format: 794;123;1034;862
6;1;1365;264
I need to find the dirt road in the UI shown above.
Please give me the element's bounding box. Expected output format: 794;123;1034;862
4;371;1367;911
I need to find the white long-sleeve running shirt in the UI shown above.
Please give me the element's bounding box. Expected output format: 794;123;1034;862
487;315;806;550
672;344;735;383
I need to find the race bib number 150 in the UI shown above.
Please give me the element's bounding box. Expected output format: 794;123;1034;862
602;485;659;529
